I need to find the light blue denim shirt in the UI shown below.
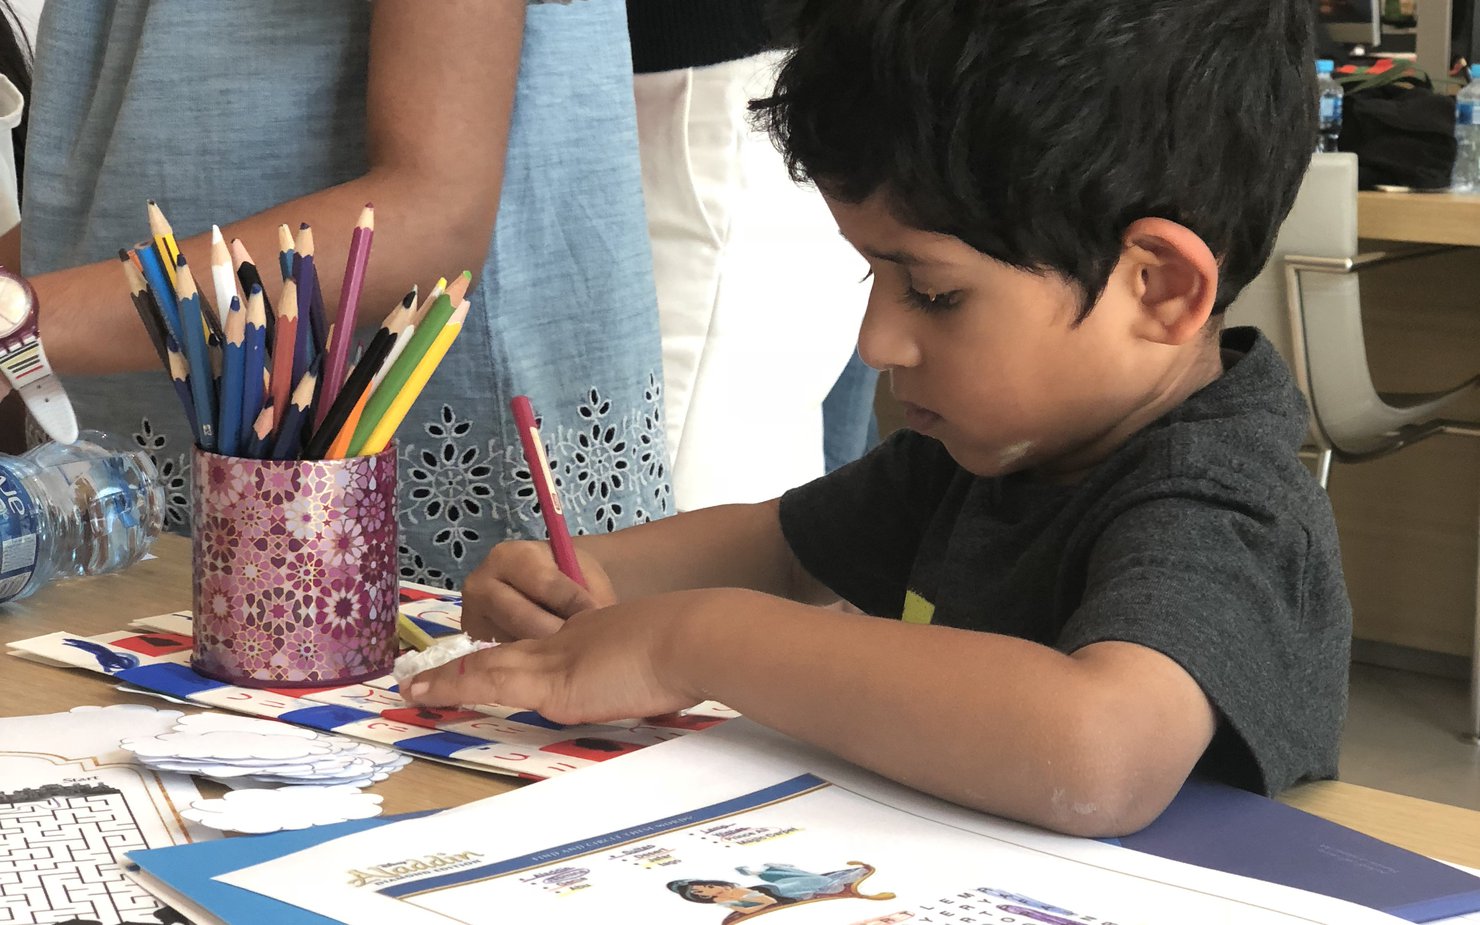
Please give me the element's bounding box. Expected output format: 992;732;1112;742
22;0;670;587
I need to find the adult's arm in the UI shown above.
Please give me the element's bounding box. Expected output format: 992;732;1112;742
26;0;525;374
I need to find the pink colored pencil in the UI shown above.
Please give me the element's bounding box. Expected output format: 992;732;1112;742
510;396;585;589
317;205;375;428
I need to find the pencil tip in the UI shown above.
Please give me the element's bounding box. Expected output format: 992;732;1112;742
117;248;130;261
250;282;263;295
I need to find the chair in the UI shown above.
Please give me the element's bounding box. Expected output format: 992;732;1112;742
1226;152;1480;741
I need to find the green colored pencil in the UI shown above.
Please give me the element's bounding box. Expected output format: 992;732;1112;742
347;293;456;455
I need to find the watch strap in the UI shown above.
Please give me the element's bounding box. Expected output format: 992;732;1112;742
0;337;78;444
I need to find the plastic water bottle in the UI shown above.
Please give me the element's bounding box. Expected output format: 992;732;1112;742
1316;60;1343;154
0;430;163;604
1451;65;1480;193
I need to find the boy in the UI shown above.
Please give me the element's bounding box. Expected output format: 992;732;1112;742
406;0;1350;837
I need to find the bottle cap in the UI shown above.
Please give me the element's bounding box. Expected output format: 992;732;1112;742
1316;59;1335;75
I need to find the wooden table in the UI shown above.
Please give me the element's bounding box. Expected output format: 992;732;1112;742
4;535;1480;869
1359;189;1480;247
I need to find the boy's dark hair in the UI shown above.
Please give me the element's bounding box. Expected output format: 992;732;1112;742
751;0;1317;319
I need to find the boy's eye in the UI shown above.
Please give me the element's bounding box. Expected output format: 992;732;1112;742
902;286;960;313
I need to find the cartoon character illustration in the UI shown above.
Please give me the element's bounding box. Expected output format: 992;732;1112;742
667;879;792;912
668;861;895;923
736;862;869;900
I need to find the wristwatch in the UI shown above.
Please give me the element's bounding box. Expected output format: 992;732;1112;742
0;267;78;444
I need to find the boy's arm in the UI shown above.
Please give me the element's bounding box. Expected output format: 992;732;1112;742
460;500;837;643
575;500;836;604
407;588;1215;837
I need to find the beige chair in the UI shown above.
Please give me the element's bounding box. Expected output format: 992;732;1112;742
1226;152;1480;741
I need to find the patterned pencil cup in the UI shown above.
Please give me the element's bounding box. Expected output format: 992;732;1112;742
190;446;399;688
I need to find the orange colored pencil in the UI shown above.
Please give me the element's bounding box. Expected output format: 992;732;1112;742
269;277;299;426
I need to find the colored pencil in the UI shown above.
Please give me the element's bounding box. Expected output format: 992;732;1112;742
361;301;467;455
270;277;300;426
408;277;446;328
276;223;296;282
318;204;375;429
302;287;415;460
396;613;435;652
510;394;587;588
443;269;473;309
245;405;275;459
241;285;268;453
171;255;218;450
217;296;246;457
165;335;200;442
347;293;456;456
292;256;315;381
327;389;370;459
209;226;240;333
229;238;276;345
295;223;329;357
134;244;185;345
147;200;181;289
271;360;319;460
383;278;443;379
118;250;170;369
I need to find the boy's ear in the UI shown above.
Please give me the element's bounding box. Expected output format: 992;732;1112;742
1119;218;1219;346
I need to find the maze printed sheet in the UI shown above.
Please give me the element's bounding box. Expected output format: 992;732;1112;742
6;583;737;783
0;706;206;925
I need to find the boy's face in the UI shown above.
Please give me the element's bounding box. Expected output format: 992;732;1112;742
828;193;1202;480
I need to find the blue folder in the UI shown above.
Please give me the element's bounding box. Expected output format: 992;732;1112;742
1107;778;1480;923
127;812;435;925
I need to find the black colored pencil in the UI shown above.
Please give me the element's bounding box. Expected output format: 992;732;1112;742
230;238;276;347
118;250;170;369
300;288;415;460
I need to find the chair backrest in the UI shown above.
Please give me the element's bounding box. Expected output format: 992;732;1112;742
1225;153;1390;454
1225;152;1359;376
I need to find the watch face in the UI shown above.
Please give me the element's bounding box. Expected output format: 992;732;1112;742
0;272;31;338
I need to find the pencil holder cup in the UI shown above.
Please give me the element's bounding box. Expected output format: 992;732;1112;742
189;446;399;688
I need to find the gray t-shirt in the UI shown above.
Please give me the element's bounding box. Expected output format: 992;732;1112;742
779;327;1351;796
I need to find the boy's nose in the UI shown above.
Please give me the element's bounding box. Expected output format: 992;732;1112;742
856;288;921;371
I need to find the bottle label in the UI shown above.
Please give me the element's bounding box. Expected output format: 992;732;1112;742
0;462;40;602
1320;96;1342;124
1460;101;1477;126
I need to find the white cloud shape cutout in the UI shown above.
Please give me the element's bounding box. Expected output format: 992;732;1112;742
182;785;384;834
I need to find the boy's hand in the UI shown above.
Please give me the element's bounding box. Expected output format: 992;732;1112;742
402;590;720;724
461;540;619;642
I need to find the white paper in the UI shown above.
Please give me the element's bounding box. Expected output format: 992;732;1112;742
0;705;214;925
223;719;1407;924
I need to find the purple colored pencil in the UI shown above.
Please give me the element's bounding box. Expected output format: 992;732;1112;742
317;204;375;430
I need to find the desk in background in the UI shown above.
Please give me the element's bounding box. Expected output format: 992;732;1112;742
3;535;1480;868
1359;189;1480;247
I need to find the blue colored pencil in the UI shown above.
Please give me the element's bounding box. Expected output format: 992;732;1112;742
295;224;330;357
271;360;319;460
245;405;274;460
217;296;246;457
171;255;218;450
241;285;268;452
293;254;316;380
134;244;185;346
277;223;296;283
165;335;200;442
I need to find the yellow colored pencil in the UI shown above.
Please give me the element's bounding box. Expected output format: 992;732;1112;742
396;614;435;652
148;200;181;288
361;302;468;455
